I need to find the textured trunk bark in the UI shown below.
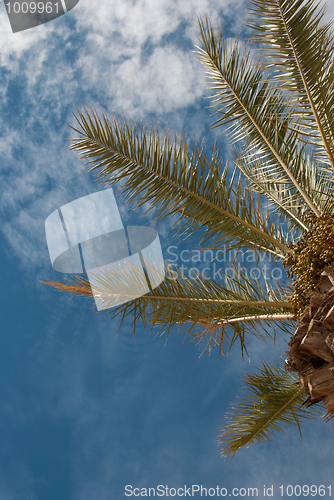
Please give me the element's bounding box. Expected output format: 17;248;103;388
286;263;334;421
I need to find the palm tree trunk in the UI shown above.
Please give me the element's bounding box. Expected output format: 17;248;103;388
286;263;334;421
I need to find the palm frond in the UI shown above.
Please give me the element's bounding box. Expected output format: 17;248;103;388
247;0;334;169
42;262;293;357
219;360;322;458
68;108;291;258
196;17;321;216
235;148;334;235
142;264;293;356
41;275;92;296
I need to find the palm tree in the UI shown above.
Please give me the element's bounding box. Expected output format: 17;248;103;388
43;0;334;458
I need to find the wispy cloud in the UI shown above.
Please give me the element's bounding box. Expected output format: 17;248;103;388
0;0;244;270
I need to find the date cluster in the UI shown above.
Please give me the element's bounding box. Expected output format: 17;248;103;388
283;211;334;317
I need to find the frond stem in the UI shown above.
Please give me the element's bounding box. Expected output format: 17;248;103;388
216;313;295;325
143;295;292;308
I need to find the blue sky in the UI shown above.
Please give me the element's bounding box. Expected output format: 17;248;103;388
1;0;334;498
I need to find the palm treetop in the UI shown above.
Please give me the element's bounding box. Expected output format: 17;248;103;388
43;0;334;458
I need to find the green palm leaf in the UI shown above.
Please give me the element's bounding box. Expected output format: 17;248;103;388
133;264;293;356
68;108;290;258
219;360;322;458
42;262;293;356
196;17;321;216
247;0;334;168
235;148;334;234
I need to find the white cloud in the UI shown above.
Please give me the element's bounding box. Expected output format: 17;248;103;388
74;0;236;43
108;46;205;115
0;0;245;270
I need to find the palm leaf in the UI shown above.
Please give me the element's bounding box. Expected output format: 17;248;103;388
219;360;322;458
235;147;334;234
67;108;291;258
196;17;321;216
41;275;92;296
42;262;293;356
247;0;334;169
139;264;293;356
